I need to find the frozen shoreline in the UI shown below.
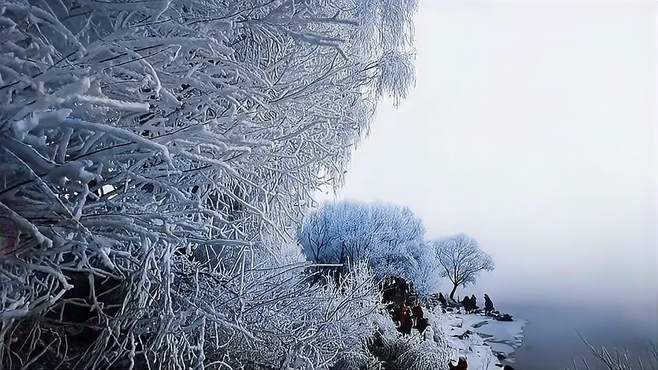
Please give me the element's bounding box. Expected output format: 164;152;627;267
431;309;526;369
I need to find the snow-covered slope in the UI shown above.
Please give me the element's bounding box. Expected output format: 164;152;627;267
430;309;526;370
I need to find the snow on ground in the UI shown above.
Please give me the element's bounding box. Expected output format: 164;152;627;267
430;309;526;370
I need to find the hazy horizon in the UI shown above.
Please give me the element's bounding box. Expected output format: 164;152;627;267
321;0;657;351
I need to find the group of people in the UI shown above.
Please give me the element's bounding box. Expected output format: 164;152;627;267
391;294;516;370
394;293;498;336
461;293;495;315
461;295;479;313
435;292;495;315
396;301;432;338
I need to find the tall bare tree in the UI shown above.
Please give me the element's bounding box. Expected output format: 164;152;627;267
431;233;494;301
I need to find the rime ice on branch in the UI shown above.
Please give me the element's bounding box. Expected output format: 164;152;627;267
298;200;441;296
430;234;495;301
0;0;417;368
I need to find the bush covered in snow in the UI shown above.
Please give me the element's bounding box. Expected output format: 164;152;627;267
366;306;450;370
396;340;451;370
368;331;450;370
329;350;381;370
0;0;417;368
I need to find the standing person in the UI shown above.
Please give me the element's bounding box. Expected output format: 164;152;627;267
412;301;424;328
398;304;412;336
484;294;495;315
438;292;447;308
470;294;478;312
461;296;471;313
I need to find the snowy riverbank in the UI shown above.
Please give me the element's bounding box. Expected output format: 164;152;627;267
431;310;526;369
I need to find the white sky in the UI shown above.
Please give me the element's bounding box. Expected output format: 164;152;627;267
329;0;657;321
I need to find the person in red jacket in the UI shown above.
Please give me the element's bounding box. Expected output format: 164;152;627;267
398;304;413;335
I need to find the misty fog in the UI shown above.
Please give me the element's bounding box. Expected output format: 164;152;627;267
327;0;657;365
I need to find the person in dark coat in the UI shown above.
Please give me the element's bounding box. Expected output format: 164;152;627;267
398;304;413;336
461;296;471;313
418;317;429;334
484;294;495;315
411;302;424;327
470;294;478;312
438;292;447;308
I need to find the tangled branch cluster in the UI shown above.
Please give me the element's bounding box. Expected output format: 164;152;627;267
0;0;416;368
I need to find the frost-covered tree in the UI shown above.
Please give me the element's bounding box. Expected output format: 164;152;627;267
431;234;494;301
298;201;438;294
0;0;418;368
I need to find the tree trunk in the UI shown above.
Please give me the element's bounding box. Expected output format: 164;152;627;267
449;283;458;302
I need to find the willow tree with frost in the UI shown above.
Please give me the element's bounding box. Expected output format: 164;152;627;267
0;0;417;368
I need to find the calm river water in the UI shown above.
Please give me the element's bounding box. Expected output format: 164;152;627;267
504;302;657;369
